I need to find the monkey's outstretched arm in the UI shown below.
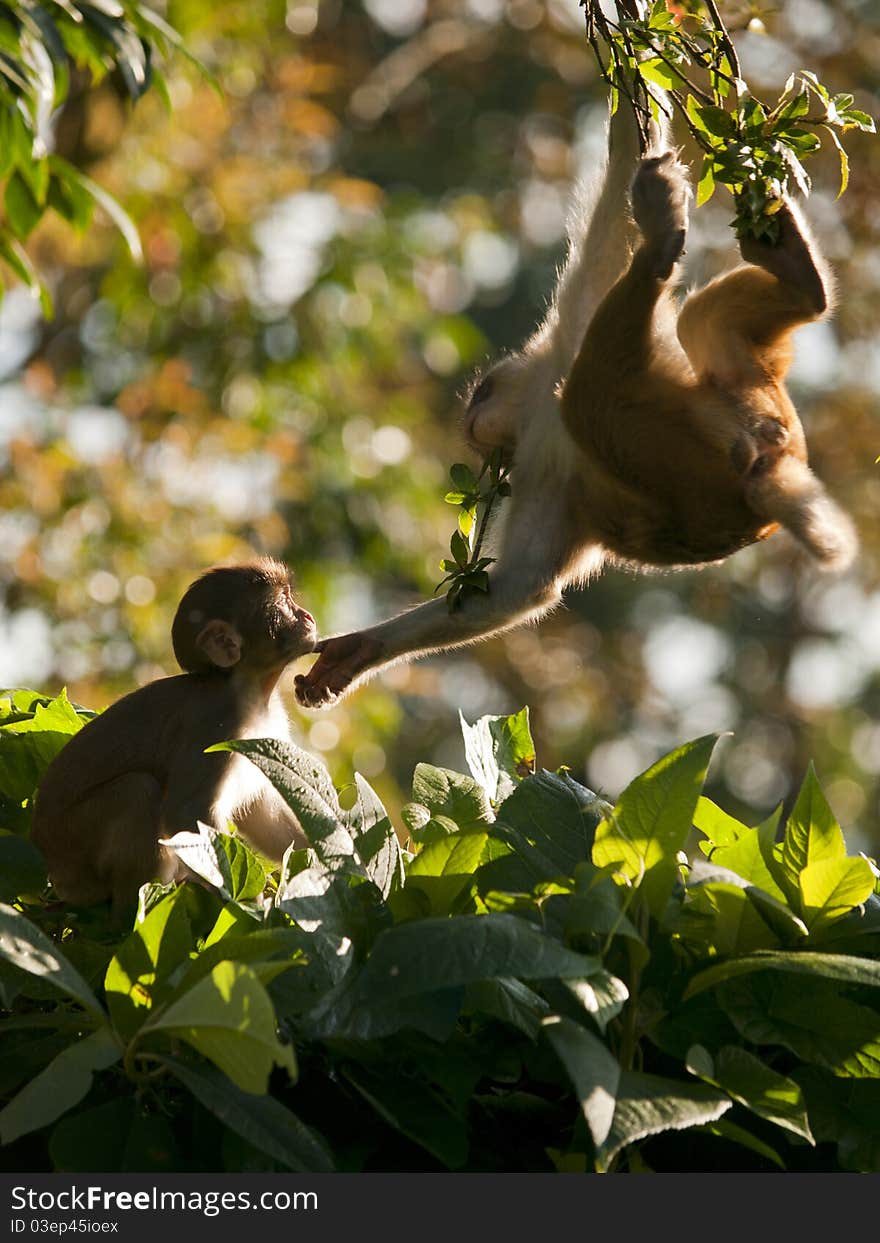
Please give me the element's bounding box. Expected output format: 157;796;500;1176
295;490;591;708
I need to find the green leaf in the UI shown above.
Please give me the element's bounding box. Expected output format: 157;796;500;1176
4;170;42;240
697;1118;785;1169
406;832;487;914
701;812;787;903
718;974;880;1078
143;961;296;1094
460;707;536;803
543;1016;619;1149
411;763;493;831
798;855;876;934
639;57;683;92
597;1071;731;1170
561;970;629;1034
0;902;104;1019
214;739;355;872
48;1097;177;1173
0;1026;120;1144
105;885;195;1037
450;529;470;567
345;772;404;899
449;462;477;492
494;770;607;881
695;796;749;851
463;977;548;1039
696;155;716;206
693;104;736;139
0;688;86;803
821;124;849;198
164;1059;334;1172
686;948;880;999
359;912;601;1000
781;765;845;894
686;1044;813;1143
61;164;143;262
677;881;779;955
593;735;722;917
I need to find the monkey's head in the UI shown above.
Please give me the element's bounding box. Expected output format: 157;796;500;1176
172;558;317;675
461;354;530;459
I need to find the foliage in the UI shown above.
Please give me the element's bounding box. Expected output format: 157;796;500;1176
0;0;192;309
584;0;875;238
1;1;879;893
1;692;879;1173
436;451;511;612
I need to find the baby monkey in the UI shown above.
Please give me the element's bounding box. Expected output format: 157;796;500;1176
32;559;316;915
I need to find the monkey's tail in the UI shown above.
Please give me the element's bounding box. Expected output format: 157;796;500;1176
746;456;858;572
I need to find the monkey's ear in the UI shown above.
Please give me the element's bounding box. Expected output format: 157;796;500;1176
195;620;242;669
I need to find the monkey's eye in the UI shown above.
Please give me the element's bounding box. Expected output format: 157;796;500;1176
468;376;493;408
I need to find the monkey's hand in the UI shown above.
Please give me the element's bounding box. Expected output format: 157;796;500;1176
294;632;384;708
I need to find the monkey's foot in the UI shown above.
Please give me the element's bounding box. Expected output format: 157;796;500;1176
294;632;384;709
739;203;827;314
631;151;691;278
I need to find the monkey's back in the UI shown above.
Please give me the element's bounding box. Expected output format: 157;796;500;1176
31;674;233;827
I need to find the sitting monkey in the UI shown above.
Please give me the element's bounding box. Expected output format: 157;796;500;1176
295;110;856;709
31;559;315;914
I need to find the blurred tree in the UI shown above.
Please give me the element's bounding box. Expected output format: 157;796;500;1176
0;1;196;308
1;0;878;851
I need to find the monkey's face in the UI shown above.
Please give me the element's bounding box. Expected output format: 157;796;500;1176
462;355;525;457
264;584;317;664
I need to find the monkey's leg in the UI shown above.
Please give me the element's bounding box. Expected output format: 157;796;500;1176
551;93;670;365
296;489;594;708
739;202;830;317
561;152;690;441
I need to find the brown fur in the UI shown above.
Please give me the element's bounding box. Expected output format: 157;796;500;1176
32;560;316;915
295;119;856;710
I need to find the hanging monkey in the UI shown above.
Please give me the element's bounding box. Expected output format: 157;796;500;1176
295;99;856;710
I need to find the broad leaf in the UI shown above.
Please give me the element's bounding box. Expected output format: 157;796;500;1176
0;902;104;1019
344;772;404;899
799;855;876;934
717;974;880;1078
593;735;722;917
165;1059;334;1172
105;885;195;1037
597;1071;730;1169
543;1016;620;1148
686;1044;813;1143
780;765;845;900
686;948;880;998
411;763;494;830
144;961;296;1093
358;912;601;1000
0;1027;120;1144
494;770;607;880
460;708;536;803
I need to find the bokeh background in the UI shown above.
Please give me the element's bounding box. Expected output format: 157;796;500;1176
1;0;878;846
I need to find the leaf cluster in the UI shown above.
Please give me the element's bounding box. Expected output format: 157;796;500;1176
1;689;879;1171
583;0;875;239
436;449;511;613
0;1;194;310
